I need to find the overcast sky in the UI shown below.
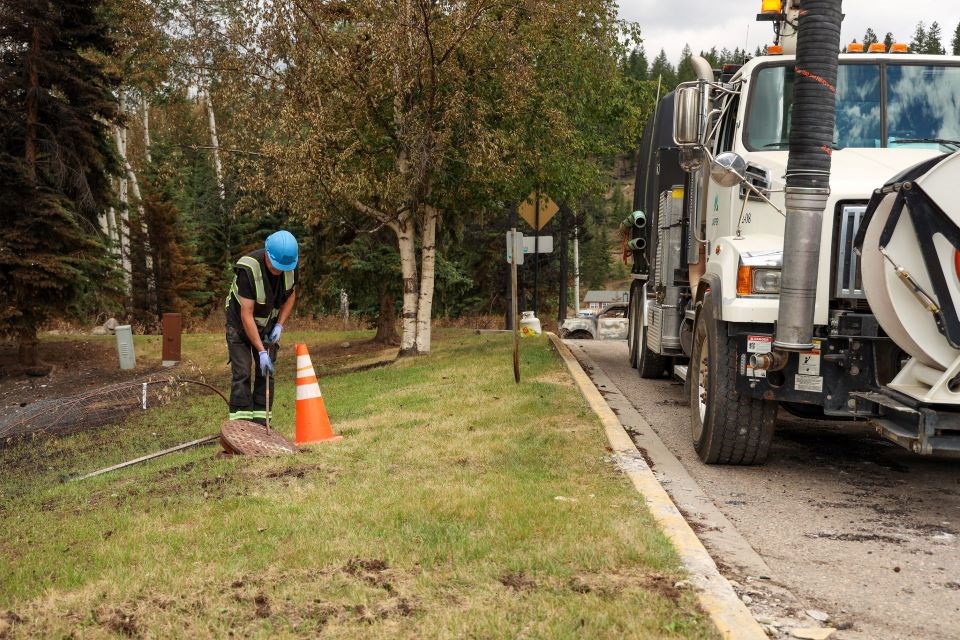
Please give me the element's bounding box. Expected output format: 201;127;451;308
618;1;960;63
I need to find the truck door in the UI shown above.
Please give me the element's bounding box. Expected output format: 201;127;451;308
708;93;742;242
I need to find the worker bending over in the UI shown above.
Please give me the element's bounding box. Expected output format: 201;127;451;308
224;230;299;425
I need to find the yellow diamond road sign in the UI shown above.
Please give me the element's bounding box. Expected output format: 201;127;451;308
518;192;559;230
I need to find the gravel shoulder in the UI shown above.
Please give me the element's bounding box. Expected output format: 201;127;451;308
571;339;960;640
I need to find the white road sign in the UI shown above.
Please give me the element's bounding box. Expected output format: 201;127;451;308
506;232;553;264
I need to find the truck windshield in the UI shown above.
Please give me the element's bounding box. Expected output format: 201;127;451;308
746;62;960;151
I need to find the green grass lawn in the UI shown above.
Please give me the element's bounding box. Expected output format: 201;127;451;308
0;331;717;639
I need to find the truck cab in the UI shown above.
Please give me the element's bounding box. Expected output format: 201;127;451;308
627;46;960;463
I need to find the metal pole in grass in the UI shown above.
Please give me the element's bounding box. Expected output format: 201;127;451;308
511;227;520;384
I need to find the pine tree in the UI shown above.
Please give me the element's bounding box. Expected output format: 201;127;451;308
649;49;676;89
910;21;927;52
142;186;212;319
863;28;879;47
0;0;122;373
625;46;648;81
953;22;960;55
700;47;719;69
926;22;946;55
884;32;895;51
676;45;696;84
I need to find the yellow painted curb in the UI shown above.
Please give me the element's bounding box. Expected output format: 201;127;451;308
548;334;767;640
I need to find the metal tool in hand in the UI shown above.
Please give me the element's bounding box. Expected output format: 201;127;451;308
264;341;280;432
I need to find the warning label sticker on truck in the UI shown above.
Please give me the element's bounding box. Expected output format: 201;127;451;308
795;374;824;393
798;340;822;376
747;335;773;354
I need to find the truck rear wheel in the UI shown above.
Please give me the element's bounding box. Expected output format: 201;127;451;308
689;295;776;465
638;284;670;379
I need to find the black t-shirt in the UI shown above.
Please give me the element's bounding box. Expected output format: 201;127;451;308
226;264;296;333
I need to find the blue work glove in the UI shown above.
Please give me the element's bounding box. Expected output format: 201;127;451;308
258;350;274;376
268;323;283;344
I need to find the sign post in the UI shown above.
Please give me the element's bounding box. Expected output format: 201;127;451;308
511;228;520;384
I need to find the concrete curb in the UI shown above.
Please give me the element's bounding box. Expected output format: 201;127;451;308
548;333;767;640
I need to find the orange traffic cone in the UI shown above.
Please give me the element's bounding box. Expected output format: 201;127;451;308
295;343;342;445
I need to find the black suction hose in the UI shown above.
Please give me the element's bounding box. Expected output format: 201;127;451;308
774;0;844;351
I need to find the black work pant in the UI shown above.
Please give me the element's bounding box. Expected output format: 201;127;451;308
226;325;275;425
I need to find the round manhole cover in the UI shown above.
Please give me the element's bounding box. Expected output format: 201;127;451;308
220;420;297;456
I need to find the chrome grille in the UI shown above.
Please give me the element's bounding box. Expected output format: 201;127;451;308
835;204;867;299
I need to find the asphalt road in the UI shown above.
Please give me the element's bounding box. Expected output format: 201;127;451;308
570;339;960;640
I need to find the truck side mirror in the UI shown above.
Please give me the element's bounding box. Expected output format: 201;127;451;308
674;85;703;146
710;152;747;187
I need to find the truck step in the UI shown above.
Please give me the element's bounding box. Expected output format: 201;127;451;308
849;391;919;415
674;364;688;381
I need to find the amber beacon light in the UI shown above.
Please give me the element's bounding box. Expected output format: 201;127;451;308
760;0;781;13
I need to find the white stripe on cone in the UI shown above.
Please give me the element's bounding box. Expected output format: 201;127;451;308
296;350;324;399
297;383;323;400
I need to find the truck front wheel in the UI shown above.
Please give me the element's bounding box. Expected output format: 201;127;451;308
689;295;776;465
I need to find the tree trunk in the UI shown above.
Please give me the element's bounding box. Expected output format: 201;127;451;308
200;79;226;204
117;168;133;286
142;95;152;164
393;216;419;356
415;205;438;354
374;289;400;345
115;116;151;297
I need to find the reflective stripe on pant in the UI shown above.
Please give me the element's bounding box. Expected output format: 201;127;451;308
226;325;275;425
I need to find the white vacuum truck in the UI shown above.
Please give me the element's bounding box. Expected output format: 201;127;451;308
626;0;960;463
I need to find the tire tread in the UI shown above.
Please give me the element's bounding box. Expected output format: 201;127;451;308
691;297;775;465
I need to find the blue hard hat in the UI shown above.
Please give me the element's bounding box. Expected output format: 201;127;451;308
265;230;299;272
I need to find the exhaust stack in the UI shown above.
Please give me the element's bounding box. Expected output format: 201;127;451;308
773;0;843;351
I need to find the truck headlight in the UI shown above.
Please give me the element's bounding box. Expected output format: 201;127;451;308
752;268;781;294
737;266;781;296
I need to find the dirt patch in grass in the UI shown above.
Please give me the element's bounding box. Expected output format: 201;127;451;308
0;339;160;410
94;606;140;637
568;570;685;604
344;558;395;592
498;570;536;592
253;592;272;618
0;611;24;638
261;463;334;480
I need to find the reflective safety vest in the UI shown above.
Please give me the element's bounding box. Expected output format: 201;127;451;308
225;249;295;328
